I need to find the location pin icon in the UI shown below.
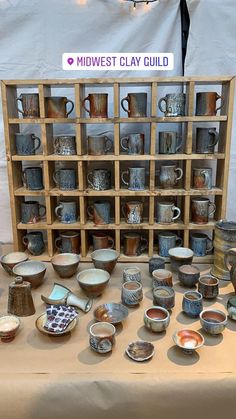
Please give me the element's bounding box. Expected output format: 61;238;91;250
67;57;74;66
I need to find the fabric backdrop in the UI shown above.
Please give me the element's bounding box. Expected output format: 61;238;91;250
0;0;182;243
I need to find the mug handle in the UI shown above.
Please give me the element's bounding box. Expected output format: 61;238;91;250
121;204;127;219
53;170;60;186
201;170;211;188
208;202;216;217
104;136;112;153
87;172;94;188
39;205;46;218
32;135;41;152
206;238;214;254
172;205;181;221
216;94;224;113
55;203;63;221
16;97;24;115
175;167;183;182
224;248;236;271
121;170;129;186
176;135;183;152
139;237;148;254
158;97;167;114
55;237;62;252
121;96;130;115
176;236;183;247
208;129;219;148
87;205;94;219
65;99;74;117
108;236;114;249
21;171;26;187
82;96;90;114
120;136;129;151
22;236;28;246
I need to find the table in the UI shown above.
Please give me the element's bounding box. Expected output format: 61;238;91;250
0;261;236;419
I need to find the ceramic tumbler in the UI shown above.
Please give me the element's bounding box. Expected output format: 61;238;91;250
21;201;46;224
45;96;74;118
89;322;116;354
53;135;76;155
15;133;41;155
121;281;143;307
193;168;212;189
158;93;186;116
22;167;44;190
55;201;77;224
82;93;108;118
178;265;200;287
120;133;144;155
159;131;183;154
153;286;175;310
152;269;173;289
123;232;148;256
196;128;219;154
191;197;216;224
158;231;183;257
87;201;111;225
87;135;112;155
55;231;80;254
53;168;77;190
92;233;114;250
22;231;45;256
159;164;183;189
190;233;213;256
16;93;39;118
121;93;147;117
122;201;143;224
87;169;111;191
198;275;219;299
121;167;145;191
182;291;203;318
196;92;224;116
123;267;142;283
156;201;181;224
149;257;165;274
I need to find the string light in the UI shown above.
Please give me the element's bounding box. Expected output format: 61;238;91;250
125;0;159;5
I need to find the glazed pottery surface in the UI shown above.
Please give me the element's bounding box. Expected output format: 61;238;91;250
13;260;46;288
16;93;39;118
82;93;108;118
173;329;204;354
196;92;223;116
121;281;143;307
0;315;21;342
87;201;111;225
53;168;76;190
53;135;76;155
168;247;194;272
227;297;236;321
178;264;200;287
22;231;45;256
123;266;142;283
156;201;181;224
122;201;143;224
158;93;186;117
152;269;173;288
200;309;227;335
198;275;219;299
51;253;80;278
159;131;182;154
92;232;114;250
144;306;170;333
191;197;216;224
196;128;219;153
87;169;111;191
190;233;213;256
0;252;28;275
22;167;44;190
182;291;203;318
211;220;236;280
45;96;74;118
55;231;80;254
36;313;77;336
158;231;182;257
21;201;46;224
15;133;41;155
121;93;147;117
89;322;116;354
149;257;165;274
55;201;77;224
153;286;175;310
159;164;183;189
88;135;112;155
120;133;144;155
121;167;145;191
91;249;119;273
193;168;212;189
41;283;92;313
126;341;154;362
94;303;128;325
77;268;110;297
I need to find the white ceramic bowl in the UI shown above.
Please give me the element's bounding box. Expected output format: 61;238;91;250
77;268;110;297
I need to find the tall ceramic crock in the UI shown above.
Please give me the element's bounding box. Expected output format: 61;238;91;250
211;220;236;280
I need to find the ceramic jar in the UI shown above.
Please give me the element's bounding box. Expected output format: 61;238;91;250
123;232;148;256
120;133;144;155
157;231;182;257
15;133;41;155
121;167;145;191
54;201;77;224
193;168;212;189
153;287;175;310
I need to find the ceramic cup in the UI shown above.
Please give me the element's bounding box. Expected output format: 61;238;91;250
123;266;142;283
122;201;143;224
121;281;143;307
168;247;194;272
123;232;148;256
87;201;111;225
15;133;41;155
121;167;145;191
53;168;77;190
82;93;108;118
182;291;203;318
156;201;181;224
158;93;186;117
89;322;116;354
159;164;183;189
190;233;213;256
45;96;74;118
21;201;46;224
191;197;216;224
157;231;183;257
198;275;219;299
193;168;212;189
55;231;80;254
16;93;39;118
149;257;165;275
55;201;77;224
121;93;147;117
159;131;183;154
200;309;227;335
152;269;173;289
120;133;144;155
144;306;170;333
196;92;224;116
227;297;236;321
22;231;45;256
153;286;175;310
196;128;219;154
53;135;76;155
22;167;44;190
87;169;111;191
87;135;112;155
178;265;200;287
92;233;114;250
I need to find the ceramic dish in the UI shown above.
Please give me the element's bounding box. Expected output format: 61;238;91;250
41;283;92;313
94;302;129;325
173;329;204;354
35;313;78;336
0;252;28;275
91;249;119;273
51;253;80;278
13;260;46;288
0;315;21;342
77;268;110;297
126;340;155;362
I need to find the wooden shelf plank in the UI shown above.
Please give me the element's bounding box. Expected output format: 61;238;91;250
14;187;45;196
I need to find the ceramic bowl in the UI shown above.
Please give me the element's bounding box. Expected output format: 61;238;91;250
0;315;21;342
126;340;155;362
144;306;170;333
173;329;204;354
51;253;80;278
94;303;129;325
0;252;28;275
168;247;194;272
91;249;119;274
178;265;200;287
35;313;77;336
200;309;227;335
153;286;175;310
198;275;219;299
77;268;110;297
13;260;46;288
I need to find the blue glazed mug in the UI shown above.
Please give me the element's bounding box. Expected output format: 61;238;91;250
182;291;203;318
53;168;77;190
22;231;45;256
22;167;44;190
15;133;41;155
190;233;213;256
55;201;77;224
158;231;182;257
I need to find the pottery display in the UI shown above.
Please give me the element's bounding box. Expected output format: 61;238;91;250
51;253;80;278
121;281;143;307
12;260;46;288
198;275;219;299
227;297;236;320
126;341;154;362
22;231;45;256
144;306;170;333
211;220;236;280
178;265;200;287
121;92;147;117
8;276;35;317
182;291;203;318
36;312;78;336
168;247;194;272
158;93;186;117
82;93;108;118
196;92;224;116
45;96;74;118
91;249;119;273
0;315;21;342
152;269;173;288
41;283;92;313
149;257;165;274
153;286;175;310
77;268;110;298
0;252;28;275
123;266;141;283
172;329;204;354
200;309;227;335
94;303;129;325
89;322;116;354
88;134;112;155
16;93;39;118
120;133;144;155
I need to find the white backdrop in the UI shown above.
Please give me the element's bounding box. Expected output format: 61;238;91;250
0;0;182;243
184;0;236;219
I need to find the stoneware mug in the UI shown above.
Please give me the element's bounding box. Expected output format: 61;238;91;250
55;231;80;254
22;167;44;190
159;131;183;154
45;96;74;118
53;135;76;155
191;197;216;224
196;92;224;116
89;322;116;354
157;231;183;257
15;133;41;155
120;133;144;155
198;275;219;299
53;168;77;190
87;135;112;155
87;201;111;225
190;232;213;257
55;201;77;224
193;168;212;189
16;93;39;118
121;92;147;117
122;201;143;224
121;167;145;191
158;93;186;116
159;164;183;189
196;128;219;154
123;232;148;256
87;169;111;191
21;201;46;224
156;201;181;224
82;93;108;118
121;281;143;307
22;231;45;256
92;232;114;250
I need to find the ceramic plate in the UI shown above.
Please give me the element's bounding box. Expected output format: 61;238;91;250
126;340;155;362
35;313;78;336
94;302;129;325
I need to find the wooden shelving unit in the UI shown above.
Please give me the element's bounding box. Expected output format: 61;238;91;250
1;76;235;262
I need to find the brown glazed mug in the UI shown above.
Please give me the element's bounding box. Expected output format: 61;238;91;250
123;232;148;256
16;93;39;118
121;93;147;117
122;201;143;224
92;233;114;250
191;197;216;224
87;135;112;155
196;92;224;116
82;93;108;118
45;97;74;118
55;231;80;254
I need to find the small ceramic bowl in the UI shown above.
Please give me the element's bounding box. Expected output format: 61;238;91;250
51;253;80;278
173;329;204;354
126;340;155;362
144;306;170;333
153;286;175;310
168;247;194;272
149;257;165;275
178;265;200;287
91;249;119;274
77;268;110;297
200;309;227;335
0;315;21;342
0;252;28;275
13;260;46;288
94;303;129;325
198;275;219;299
152;269;173;288
89;322;116;354
35;313;77;336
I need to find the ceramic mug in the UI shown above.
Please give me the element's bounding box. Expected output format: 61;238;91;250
158;93;186;116
196;92;224;116
121;167;145;191
22;231;45;256
123;232;148;256
193;168;212;189
21;201;46;224
159;131;183;154
191;197;216;224
55;231;80;254
87;135;112;155
89;322;116;354
182;291;203;318
159;164;183;189
53;135;76;155
82;93;108;118
121;281;143;307
158;231;183;257
45;96;74;118
121;93;147;117
196;128;219;154
55;201;77;224
22;167;44;190
120;133;144;155
92;232;114;250
53;168;77;190
15;133;41;155
122;201;143;224
123;267;142;283
190;233;213;256
87;169;111;191
87;201;111;225
16;93;39;118
156;201;181;224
